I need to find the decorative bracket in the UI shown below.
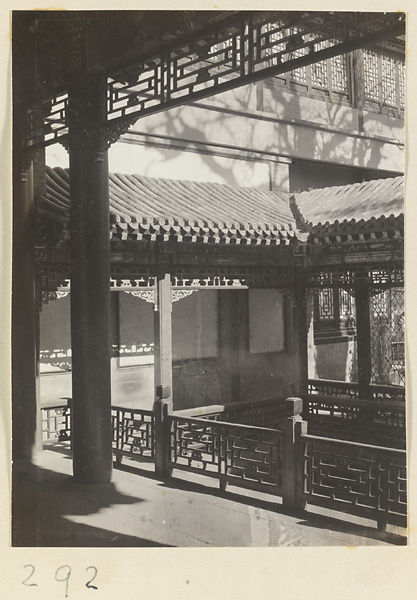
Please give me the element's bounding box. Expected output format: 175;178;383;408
42;290;70;305
123;289;198;304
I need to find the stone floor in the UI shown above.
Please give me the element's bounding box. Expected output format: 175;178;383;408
12;447;407;547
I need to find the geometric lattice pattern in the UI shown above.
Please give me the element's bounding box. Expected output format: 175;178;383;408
288;27;308;84
331;50;349;93
206;397;289;431
41;404;71;445
318;288;335;320
302;435;407;527
112;407;155;461
381;54;397;107
304;395;406;449
370;288;405;386
364;49;405;111
169;415;283;494
399;61;405;108
364;49;380;100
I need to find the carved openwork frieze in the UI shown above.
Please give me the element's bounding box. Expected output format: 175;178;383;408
42;290;70;305
123;289;198;304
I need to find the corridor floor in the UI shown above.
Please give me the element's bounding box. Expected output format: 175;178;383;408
12;448;407;547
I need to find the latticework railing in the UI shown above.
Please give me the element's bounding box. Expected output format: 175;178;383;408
41;397;407;532
202;397;289;431
308;379;360;399
112;407;155;462
168;415;283;495
41;403;71;445
301;434;407;528
308;378;405;401
304;395;405;449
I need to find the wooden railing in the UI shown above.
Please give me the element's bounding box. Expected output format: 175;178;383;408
303;395;406;449
41;403;155;461
301;434;407;529
308;378;405;403
168;414;284;496
112;407;155;463
41;396;407;532
194;397;290;430
41;402;71;445
308;379;359;399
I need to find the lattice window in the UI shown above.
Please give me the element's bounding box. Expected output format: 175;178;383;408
370;288;405;386
339;289;355;329
331;51;349;93
314;288;356;338
309;36;349;93
399;61;405;108
318;288;335;320
311;39;329;89
364;49;380;100
364;49;405;112
381;55;397;107
260;21;286;68
288;27;308;84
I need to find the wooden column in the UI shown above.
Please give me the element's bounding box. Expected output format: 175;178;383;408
352;49;365;132
153;272;173;476
290;277;309;397
282;397;307;513
355;285;372;398
12;123;39;460
153;272;173;410
68;74;113;484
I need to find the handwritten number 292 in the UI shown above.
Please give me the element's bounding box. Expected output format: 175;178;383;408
22;565;98;595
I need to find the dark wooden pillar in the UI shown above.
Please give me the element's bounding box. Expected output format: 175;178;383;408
355;285;372;398
68;74;113;484
12;118;39;460
290;277;309;397
352;49;365;132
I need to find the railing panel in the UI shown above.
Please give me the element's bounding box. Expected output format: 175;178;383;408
112;407;155;461
199;398;289;431
304;395;406;448
308;379;406;403
41;403;71;446
370;384;405;402
301;434;407;527
308;379;359;399
168;415;283;494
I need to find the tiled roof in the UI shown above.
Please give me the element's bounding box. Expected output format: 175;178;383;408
291;176;404;243
42;167;299;246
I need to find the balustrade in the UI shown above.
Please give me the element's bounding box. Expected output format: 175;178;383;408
41;394;407;531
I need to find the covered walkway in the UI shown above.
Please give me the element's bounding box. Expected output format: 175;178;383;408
12;449;406;548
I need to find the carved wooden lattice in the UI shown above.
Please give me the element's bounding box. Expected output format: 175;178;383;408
364;49;405;112
307;265;404;288
302;434;407;527
112;407;155;460
370;288;405;386
41;403;71;445
26;13;405;150
308;378;360;399
304;395;406;448
169;415;283;494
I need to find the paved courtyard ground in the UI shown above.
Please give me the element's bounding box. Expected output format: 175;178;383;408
12;447;407;547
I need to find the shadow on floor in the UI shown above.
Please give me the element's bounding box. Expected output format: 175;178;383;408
115;459;407;546
12;462;173;547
